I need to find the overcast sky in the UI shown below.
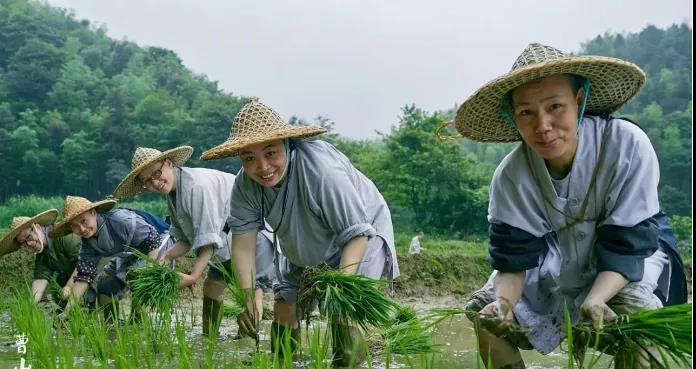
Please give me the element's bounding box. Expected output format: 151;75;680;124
45;0;692;139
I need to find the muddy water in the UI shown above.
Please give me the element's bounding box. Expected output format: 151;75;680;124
0;300;609;369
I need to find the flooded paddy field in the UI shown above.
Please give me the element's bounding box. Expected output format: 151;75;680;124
0;294;614;369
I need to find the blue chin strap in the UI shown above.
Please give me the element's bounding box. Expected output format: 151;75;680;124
576;79;592;127
499;78;593;131
276;139;292;183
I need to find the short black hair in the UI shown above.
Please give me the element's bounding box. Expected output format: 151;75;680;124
503;73;586;112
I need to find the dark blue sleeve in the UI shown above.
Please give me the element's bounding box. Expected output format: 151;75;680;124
653;211;687;305
595;217;659;282
488;222;548;272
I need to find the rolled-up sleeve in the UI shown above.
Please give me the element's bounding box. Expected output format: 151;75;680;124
185;185;225;250
316;169;376;249
595;217;659;282
488;222;548;272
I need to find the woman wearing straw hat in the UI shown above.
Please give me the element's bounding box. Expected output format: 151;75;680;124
200;98;400;366
449;43;686;368
112;145;278;336
1;209;81;304
51;196;171;320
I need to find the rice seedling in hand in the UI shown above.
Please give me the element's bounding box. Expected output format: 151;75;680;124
570;303;692;369
376;305;440;356
129;252;181;312
222;302;244;318
297;264;397;330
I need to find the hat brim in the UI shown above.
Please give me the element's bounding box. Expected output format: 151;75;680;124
200;125;326;160
454;56;645;142
49;200;117;238
112;146;194;199
0;209;58;255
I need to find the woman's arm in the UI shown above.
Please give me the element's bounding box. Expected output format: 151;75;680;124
164;241;192;262
31;279;49;303
339;236;368;274
61;268;78;298
178;245;213;288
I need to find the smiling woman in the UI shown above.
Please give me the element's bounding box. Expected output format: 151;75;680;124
0;209;81;304
50;196;173;321
201;97;400;367
239;140;288;188
453;43;687;369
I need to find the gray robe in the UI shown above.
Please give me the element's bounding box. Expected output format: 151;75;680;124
167;167;235;262
230;140;399;278
486;116;670;353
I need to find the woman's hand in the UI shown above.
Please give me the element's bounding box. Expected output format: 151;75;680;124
61;285;72;299
236;289;260;339
580;298;617;330
479;297;515;334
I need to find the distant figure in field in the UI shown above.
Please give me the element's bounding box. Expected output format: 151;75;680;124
408;232;425;254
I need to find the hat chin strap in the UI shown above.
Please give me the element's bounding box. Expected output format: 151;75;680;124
576;79;592;127
275;139;292;183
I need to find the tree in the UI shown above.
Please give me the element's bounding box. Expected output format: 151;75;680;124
375;105;490;234
3;37;65;111
60;131;99;195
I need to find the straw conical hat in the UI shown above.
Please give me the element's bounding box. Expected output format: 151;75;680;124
454;43;645;142
49;196;116;237
0;209;58;256
200;98;326;160
112;146;193;199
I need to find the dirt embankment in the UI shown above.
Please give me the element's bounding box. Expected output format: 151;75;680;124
0;251;492;297
1;251;691;300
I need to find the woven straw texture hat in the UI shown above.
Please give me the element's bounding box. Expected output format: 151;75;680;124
50;196;116;237
0;209;58;255
454;43;645;142
112;146;193;199
200;98;326;160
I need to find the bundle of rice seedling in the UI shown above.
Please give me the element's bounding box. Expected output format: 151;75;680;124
130;261;181;312
222;302;244;318
377;305;440;356
297;264;397;330
571;303;692;368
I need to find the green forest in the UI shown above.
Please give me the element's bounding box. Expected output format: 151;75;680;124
0;0;692;236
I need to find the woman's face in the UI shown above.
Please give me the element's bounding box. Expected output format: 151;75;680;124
138;159;176;194
15;225;45;253
239;140;287;188
510;74;583;175
70;210;98;238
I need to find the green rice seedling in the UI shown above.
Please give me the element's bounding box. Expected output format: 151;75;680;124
570;303;693;369
174;317;193;369
80;308;109;363
129;250;181;313
306;324;332;369
297;265;397;330
382;314;440;356
211;258;261;348
222;301;244;318
211;259;247;308
9;287;58;369
55;328;77;369
364;305;439;369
